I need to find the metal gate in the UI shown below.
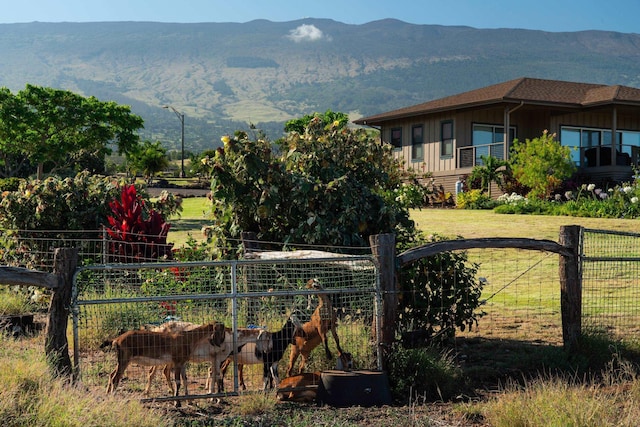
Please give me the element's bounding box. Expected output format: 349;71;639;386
71;255;379;402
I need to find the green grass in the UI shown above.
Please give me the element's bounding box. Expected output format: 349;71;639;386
167;200;640;246
167;197;212;246
409;208;640;240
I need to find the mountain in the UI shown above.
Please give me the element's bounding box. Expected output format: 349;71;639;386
2;19;640;152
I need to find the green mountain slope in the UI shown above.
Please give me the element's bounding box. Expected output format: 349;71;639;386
2;19;640;151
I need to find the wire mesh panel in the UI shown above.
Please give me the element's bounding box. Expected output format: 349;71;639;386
0;228;175;271
402;244;562;344
72;255;378;402
582;228;640;340
465;249;562;344
455;248;562;344
0;229;106;270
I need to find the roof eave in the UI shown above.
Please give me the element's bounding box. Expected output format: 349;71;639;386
354;98;586;126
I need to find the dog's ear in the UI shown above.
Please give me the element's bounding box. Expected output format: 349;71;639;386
211;322;226;346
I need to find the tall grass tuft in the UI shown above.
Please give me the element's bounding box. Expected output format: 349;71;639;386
0;334;169;427
386;343;461;402
0;285;43;315
481;362;640;427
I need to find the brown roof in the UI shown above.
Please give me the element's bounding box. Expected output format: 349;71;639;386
354;77;640;125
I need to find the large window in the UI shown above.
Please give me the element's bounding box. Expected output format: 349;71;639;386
440;121;453;157
390;127;402;150
472;124;516;164
411;125;424;161
560;126;638;167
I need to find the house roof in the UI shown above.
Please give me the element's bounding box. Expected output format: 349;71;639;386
354;77;640;126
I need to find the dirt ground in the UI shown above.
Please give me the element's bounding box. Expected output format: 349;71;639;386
146;396;490;426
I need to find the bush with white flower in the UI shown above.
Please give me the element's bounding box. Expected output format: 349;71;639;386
496;192;528;206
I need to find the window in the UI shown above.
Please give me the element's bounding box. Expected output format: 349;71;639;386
560;126;639;167
390;127;402;150
472;123;516;164
440;121;453;157
411;125;424;161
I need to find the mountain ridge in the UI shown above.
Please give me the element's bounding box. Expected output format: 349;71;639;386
2;19;640;151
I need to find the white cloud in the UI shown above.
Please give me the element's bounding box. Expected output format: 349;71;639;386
286;24;330;42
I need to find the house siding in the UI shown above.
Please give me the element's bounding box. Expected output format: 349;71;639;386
365;79;640;199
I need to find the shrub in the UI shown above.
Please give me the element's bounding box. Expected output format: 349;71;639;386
498;179;640;219
493;198;549;215
456;189;496;209
0;172;121;231
0;177;21;192
105;184;173;262
208;121;411;252
386;343;461;402
383;181;432;209
510;130;576;200
398;234;484;337
0;171;181;232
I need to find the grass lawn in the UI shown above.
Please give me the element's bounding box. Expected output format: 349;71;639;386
167;199;640;246
410;208;639;240
168;197;212;246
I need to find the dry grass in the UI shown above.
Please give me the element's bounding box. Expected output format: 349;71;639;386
479;372;640;427
0;334;169;427
5;206;640;426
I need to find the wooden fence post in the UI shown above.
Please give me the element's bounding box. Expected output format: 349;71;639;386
559;225;581;352
45;247;78;381
369;233;396;371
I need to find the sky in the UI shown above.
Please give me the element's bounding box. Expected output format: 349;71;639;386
0;0;639;34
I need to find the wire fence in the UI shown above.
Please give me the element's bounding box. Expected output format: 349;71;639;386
3;226;640;401
72;255;379;399
0;228;179;271
445;247;563;345
581;228;640;341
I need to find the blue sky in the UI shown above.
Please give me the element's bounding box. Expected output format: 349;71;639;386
1;0;639;34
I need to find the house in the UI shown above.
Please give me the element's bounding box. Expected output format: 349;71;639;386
353;77;640;195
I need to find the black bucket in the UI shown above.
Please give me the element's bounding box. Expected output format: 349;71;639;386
317;370;392;407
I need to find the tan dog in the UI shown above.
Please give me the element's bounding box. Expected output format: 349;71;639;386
286;278;345;376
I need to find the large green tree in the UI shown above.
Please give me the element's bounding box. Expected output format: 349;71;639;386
209;117;411;250
0;84;144;179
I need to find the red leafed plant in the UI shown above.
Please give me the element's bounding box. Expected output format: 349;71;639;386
106;184;173;262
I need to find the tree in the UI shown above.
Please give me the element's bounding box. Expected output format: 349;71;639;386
0;84;144;179
209;117;410;249
284;109;349;134
127;140;169;184
468;155;507;198
207;115;484;341
510;130;576;199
